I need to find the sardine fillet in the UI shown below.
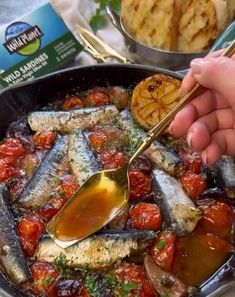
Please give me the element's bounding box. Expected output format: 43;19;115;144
36;237;138;269
0;185;31;284
28;106;119;132
18;136;68;209
68;130;100;186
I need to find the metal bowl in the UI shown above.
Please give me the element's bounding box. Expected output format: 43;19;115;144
106;7;235;71
0;64;234;296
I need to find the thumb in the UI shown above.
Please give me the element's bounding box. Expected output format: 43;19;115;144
190;56;235;103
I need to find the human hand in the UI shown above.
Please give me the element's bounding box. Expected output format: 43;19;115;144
169;51;235;165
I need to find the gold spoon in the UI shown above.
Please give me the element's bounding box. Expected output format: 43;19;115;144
47;40;235;248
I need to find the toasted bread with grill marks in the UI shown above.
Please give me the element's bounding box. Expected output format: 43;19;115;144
121;0;180;51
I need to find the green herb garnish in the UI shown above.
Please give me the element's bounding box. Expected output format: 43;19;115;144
43;275;55;286
90;0;121;32
156;239;165;250
52;253;71;277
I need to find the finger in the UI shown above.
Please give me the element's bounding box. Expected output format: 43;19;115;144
186;122;211;152
179;69;195;95
201;129;235;164
190;57;235;103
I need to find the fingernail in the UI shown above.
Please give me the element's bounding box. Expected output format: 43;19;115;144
168;123;174;135
187;131;193;148
190;58;206;74
201;151;207;165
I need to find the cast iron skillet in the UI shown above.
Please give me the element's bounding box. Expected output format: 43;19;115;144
0;64;234;297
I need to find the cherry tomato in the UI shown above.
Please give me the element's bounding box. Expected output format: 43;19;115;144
150;231;176;272
38;196;65;221
61;96;84;110
29;261;59;294
197;233;233;253
0;138;26;158
17;215;45;256
100;149;126;169
129;170;152;200
33;131;57;149
114;263;156;297
85;90;110;106
80;288;91;297
88;133;107;153
47;278;82;297
180;172;207;199
179;149;202;174
60;175;79;199
0;159;19;182
198;201;234;240
109;86;129;109
129;203;162;231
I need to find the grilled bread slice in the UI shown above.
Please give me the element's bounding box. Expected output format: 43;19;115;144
121;0;180;51
131;74;181;130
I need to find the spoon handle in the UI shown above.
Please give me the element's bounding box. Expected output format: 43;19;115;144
129;39;235;164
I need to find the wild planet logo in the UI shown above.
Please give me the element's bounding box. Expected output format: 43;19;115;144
3;21;43;55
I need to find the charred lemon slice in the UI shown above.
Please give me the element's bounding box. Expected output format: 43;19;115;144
131;74;181;130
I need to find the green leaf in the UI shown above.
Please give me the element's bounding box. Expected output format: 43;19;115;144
156;239;165;250
108;0;120;13
89;13;107;33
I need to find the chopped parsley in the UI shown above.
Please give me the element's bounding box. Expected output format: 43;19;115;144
52;253;71;277
156;239;165;250
43;275;55;286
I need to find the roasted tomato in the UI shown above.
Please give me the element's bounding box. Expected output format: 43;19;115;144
60;175;80;199
109;86;129;109
33;131;57;149
17;215;45;257
38;196;65;222
9;178;26;197
197;233;233;253
129;203;162;231
150;231;176;272
85;90;110;106
100;149;126;169
61;96;84;110
129;170;152;200
0;138;26;158
80;288;91;297
179;149;202;174
88;133;107;153
0;159;20;182
198;201;234;240
29;261;59;295
114;263;156;297
180;172;207;199
47;278;82;297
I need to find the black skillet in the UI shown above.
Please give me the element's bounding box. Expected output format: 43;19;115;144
0;64;234;297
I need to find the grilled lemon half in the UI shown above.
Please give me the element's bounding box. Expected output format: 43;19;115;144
131;74;181;130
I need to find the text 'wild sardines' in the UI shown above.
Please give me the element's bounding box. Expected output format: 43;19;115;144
153;169;201;236
18;135;68;209
0;184;31;285
28;105;119;132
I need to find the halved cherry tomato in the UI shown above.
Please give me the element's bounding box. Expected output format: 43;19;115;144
33;131;57;149
129;203;162;231
197;233;233;253
129;170;152;200
100;149;126;169
37;196;65;222
0;138;26;158
150;231;176;272
85;90;110;106
198;201;234;240
109;86;129;109
114;263;156;297
0;159;19;182
61;96;84;110
180;172;207;199
17;215;45;256
179;149;202;174
88;133;107;153
60;175;79;199
29;261;59;295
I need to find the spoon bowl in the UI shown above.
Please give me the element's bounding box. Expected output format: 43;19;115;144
47;40;235;248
